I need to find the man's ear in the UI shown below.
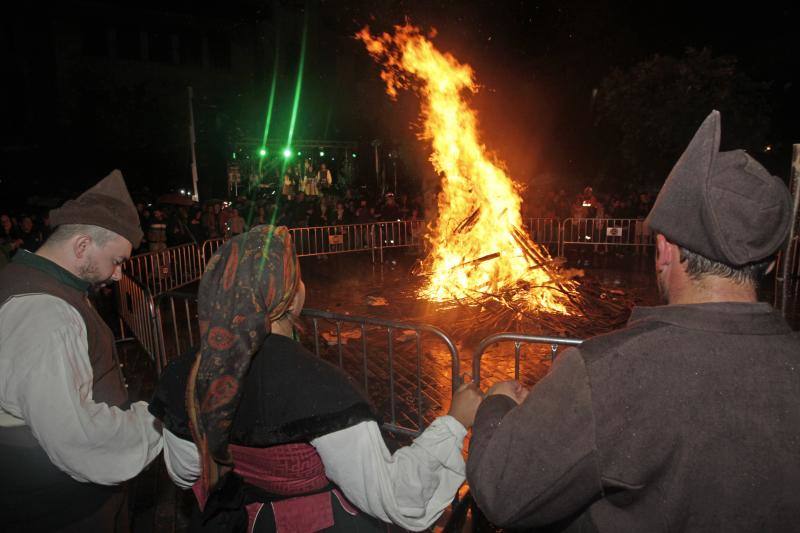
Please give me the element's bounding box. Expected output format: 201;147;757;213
655;233;673;272
73;234;92;259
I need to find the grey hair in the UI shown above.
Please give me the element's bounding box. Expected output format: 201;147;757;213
47;224;118;247
678;246;771;288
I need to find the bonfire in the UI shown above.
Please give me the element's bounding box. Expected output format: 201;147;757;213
358;23;634;339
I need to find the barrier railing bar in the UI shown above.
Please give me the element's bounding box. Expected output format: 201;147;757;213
184;298;193;348
170;296;180;356
313;318;320;357
336;321;343;368
472;332;583;386
415;332;423;431
388;327;396;426
361;323;369;393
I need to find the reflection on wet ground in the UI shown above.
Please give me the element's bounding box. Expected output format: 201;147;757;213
125;248;792;531
299;250;661;431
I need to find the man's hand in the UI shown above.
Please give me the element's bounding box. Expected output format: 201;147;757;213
486;380;529;404
447;381;484;429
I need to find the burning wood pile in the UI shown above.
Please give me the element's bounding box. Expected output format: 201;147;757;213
359;24;638;341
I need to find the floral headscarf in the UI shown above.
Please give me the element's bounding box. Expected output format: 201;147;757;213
187;225;300;492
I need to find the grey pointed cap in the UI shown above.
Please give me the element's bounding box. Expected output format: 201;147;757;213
645;111;792;266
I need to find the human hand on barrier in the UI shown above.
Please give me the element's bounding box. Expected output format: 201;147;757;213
447;381;484;430
486;380;529;404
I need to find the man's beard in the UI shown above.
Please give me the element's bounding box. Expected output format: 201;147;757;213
78;257;112;288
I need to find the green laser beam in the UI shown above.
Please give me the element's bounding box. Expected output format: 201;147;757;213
258;50;280;175
281;12;308;178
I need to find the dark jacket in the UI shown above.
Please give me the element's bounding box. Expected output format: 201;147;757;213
468;302;800;532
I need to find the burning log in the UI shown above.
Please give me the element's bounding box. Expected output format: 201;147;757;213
452;208;481;235
511;226;551;265
451;252;500;270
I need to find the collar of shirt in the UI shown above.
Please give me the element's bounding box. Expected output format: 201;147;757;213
12;249;91;293
628;301;790;335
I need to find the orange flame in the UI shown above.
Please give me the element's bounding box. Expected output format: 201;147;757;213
358;23;572;314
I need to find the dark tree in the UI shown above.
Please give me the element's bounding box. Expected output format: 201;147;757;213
595;48;771;189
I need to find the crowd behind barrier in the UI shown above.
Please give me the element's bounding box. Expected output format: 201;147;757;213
124;216;654;296
0;183;664;264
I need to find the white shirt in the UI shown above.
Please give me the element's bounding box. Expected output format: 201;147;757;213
163;416;467;531
0;294;163;485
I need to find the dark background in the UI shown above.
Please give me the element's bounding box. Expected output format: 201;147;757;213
1;0;796;206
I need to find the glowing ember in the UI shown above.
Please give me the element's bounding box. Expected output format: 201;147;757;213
358;23;575;314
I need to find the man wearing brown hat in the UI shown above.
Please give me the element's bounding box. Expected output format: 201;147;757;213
467;111;800;531
0;170;163;532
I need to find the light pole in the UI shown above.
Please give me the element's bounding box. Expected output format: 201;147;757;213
371;139;381;194
187;86;200;202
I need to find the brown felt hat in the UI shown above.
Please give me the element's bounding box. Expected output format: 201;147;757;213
645;110;792;266
50;170;143;248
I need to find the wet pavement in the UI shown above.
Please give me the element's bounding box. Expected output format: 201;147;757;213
299;249;661;419
121;246;795;531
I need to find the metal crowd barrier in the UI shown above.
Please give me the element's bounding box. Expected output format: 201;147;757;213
527;217;561;253
125;218;658;301
138;289;460;439
124;243;204;296
289;223;378;261
375;220;426;263
776;235;800;318
200;238;225;268
150;290;200;373
790;236;800;301
116;272;162;371
559;218;653;256
472;332;583;386
302;308;460;438
196;221;426;268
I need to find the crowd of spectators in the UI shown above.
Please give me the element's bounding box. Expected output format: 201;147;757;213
1;183;655;263
133;187;426;255
0;211;51;268
525;187;655;221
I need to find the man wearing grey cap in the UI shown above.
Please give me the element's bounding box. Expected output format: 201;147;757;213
0;170;163;532
467;111;800;531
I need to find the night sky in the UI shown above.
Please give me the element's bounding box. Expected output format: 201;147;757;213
1;0;797;203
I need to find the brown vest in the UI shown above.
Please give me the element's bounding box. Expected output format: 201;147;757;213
0;261;129;529
0;262;128;406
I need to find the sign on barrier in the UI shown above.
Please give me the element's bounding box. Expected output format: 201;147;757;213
559;218;653;256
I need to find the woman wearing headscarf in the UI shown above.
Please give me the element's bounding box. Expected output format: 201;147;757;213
150;225;481;532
